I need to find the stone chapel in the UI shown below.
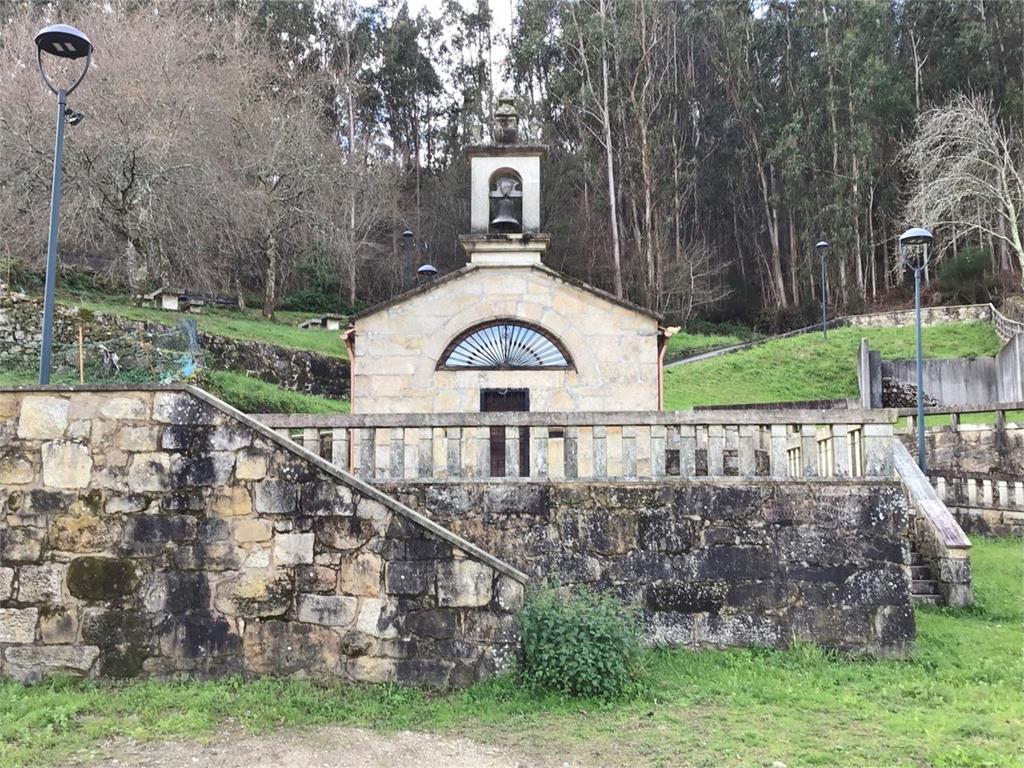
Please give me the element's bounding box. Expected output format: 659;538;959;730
345;99;671;415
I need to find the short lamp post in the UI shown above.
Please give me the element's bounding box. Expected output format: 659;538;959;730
899;227;934;473
34;24;93;385
816;240;830;341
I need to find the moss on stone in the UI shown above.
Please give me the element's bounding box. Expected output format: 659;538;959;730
67;557;138;601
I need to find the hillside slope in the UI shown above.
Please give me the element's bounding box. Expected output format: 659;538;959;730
664;322;1002;410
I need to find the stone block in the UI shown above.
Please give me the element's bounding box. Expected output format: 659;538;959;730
126;453;172;492
117;426;159;452
99;397;148;420
496;576;525;612
242;547;271;568
0;568;13;600
340;552;382;597
0;607;38;642
385;560;432;595
105;494;149;514
236;451;268;480
42;440;93;488
355;597;398;638
210;486;250;518
171;452;235;487
0;451;34;484
4;645;99;683
209;425;252;452
234;519;273;543
66;557;139;602
296;594;358;627
123;514;197;546
153;392;218;425
1;527;44;563
437;560;493;607
347;656;396;684
17;396;69;439
295;565;337;594
40;606;79;644
316;516;376;551
214;570;293;618
17;563;65;603
274;533;314;565
254;480;298;515
242;621;342;677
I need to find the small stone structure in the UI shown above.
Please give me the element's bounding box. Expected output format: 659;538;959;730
299;314;344;331
346;102;672;415
0;386;523;685
382;481;915;654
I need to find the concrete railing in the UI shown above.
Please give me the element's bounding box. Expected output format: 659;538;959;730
254;409;898;483
931;471;1024;511
893;401;1024;433
892;441;972;606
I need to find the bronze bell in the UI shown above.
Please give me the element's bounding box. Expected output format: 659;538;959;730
490;176;523;233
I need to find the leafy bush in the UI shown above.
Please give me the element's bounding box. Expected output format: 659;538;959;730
518;585;643;699
937;247;994;303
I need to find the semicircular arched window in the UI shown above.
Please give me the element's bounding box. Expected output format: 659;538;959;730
439;320;573;370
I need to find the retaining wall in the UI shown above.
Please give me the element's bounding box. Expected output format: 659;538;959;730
381;480;915;655
0;387;522;685
0;295;350;398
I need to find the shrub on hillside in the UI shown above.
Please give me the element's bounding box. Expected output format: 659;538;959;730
937;247;996;304
518;585;643;699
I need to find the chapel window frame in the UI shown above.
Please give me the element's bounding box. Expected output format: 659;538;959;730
436;318;575;372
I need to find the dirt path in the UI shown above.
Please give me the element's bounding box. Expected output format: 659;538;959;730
70;726;579;768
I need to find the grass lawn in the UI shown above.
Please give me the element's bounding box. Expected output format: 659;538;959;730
0;368;348;415
666;330;749;359
664;322;1003;411
1;537;1019;768
68;297;347;360
204;370;348;414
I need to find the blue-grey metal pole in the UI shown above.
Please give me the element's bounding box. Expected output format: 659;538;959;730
821;250;828;341
39;89;67;385
914;265;926;473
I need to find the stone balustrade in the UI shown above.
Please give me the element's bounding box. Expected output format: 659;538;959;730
254;409;898;483
930;471;1024;537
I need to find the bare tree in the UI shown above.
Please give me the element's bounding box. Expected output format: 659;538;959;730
903;94;1024;286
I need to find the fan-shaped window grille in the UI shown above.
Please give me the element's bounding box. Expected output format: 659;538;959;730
440;321;572;370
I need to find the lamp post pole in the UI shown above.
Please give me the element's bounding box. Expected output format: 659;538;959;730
816;241;829;341
34;23;93;385
39;88;68;385
899;227;934;474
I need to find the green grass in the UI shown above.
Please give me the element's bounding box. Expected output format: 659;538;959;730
1;538;1020;768
666;330;748;358
0;368;347;415
664;322;1003;410
68;297;347;359
204;370;348;414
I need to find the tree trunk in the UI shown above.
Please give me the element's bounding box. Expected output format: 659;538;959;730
262;229;277;320
599;0;624;299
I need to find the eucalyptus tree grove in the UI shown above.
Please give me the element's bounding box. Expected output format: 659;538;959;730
0;0;1020;325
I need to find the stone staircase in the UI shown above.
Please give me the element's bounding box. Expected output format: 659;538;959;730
910;544;942;605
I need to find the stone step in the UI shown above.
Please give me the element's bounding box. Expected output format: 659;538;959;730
912;579;940;596
911;565;932;580
912;594;942;606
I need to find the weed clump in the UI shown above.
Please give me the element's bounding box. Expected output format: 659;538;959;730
518;586;643;699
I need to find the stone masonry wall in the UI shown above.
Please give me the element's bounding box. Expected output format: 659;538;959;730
382;481;915;656
899;424;1024;475
0;387;522;686
0;295;350;398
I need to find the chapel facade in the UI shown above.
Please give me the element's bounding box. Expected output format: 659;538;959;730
345;99;671;415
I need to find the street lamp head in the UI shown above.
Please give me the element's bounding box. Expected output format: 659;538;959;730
816;240;829;251
417;264;438;277
35;24;93;59
899;227;933;247
899;227;933;271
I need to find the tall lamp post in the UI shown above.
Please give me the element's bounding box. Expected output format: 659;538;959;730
816;240;830;340
34;24;93;385
899;227;934;473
